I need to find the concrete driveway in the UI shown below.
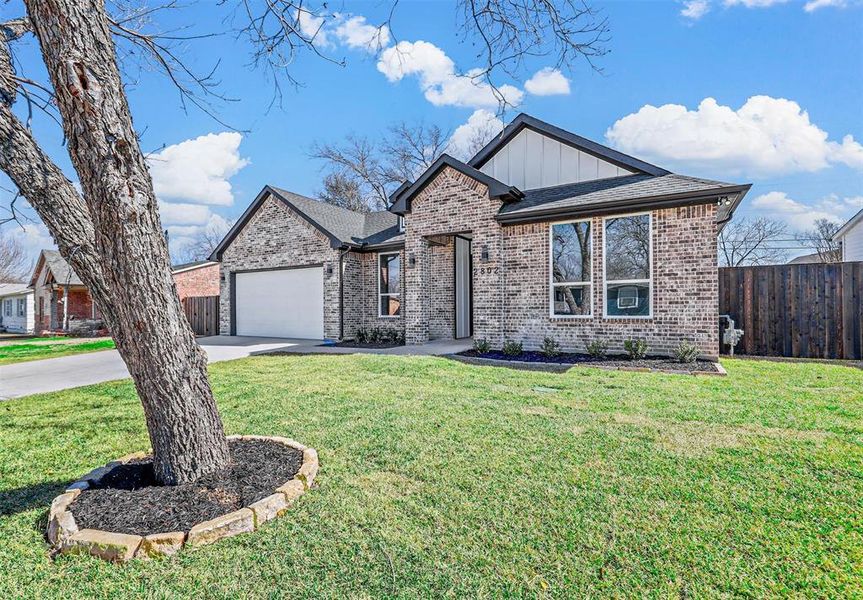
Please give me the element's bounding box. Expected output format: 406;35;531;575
0;336;321;400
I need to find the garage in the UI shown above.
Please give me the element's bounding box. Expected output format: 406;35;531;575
234;266;324;339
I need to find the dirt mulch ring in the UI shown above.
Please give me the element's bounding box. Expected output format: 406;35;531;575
324;340;405;349
455;350;721;374
69;439;302;537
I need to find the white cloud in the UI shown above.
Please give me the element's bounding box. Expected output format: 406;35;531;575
845;196;863;209
377;41;523;109
605;96;863;177
158;201;214;226
447;109;504;161
167;213;231;261
148;132;249;206
333;15;390;52
681;0;711;19
524;68;571;96
2;222;55;274
751;191;853;230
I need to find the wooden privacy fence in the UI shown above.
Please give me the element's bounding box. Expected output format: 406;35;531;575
182;295;219;337
719;262;863;360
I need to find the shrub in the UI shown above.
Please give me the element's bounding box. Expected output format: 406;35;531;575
368;327;382;344
540;337;561;358
502;339;523;356
585;340;608;358
395;330;406;345
473;338;491;354
674;340;699;363
355;328;368;343
623;338;648;360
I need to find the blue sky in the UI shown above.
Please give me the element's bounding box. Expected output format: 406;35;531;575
2;0;862;264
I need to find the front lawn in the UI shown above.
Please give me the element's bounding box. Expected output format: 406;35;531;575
0;338;115;365
0;355;860;597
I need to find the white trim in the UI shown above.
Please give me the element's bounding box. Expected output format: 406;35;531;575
548;218;593;319
171;261;218;275
833;207;863;240
377;251;401;318
602;211;653;320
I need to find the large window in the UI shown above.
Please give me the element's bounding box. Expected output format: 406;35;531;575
3;299;11;317
604;213;651;317
17;298;25;317
378;252;401;317
550;220;592;316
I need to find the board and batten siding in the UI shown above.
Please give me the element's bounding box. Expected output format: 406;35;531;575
840;219;863;262
478;127;634;190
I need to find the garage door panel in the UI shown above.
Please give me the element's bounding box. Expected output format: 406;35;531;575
235;267;324;339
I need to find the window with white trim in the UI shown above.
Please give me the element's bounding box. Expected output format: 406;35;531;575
17;298;26;317
398;216;405;232
550;220;592;316
3;299;11;317
604;213;651;317
378;252;401;317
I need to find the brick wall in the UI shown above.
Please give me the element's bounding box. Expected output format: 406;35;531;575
218;194;341;338
342;250;406;339
502;204;719;358
404;166;504;345
174;263;220;300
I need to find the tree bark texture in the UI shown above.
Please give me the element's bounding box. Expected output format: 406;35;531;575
1;0;230;485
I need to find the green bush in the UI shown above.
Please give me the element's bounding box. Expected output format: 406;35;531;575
502;340;523;356
585;340;608;358
623;338;648;360
540;337;561;358
674;340;700;363
473;338;491;354
356;328;368;343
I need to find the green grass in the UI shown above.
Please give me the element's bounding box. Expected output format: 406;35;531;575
0;338;115;365
0;356;861;598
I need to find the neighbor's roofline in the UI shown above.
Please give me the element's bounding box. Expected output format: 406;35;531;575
833;207;863;240
170;260;219;275
467;113;671;177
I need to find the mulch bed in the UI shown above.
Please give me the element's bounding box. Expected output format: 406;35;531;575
456;350;720;373
325;340;405;349
69;439;302;537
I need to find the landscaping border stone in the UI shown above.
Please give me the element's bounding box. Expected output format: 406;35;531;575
47;435;317;562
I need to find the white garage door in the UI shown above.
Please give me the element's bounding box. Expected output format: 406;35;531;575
235;266;324;339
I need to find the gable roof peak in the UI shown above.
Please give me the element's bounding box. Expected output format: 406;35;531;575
467;112;671;178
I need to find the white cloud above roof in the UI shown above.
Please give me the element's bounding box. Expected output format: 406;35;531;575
751;191;856;231
605;96;863;177
376;40;524;108
681;0;712;19
333;15;390;52
148;132;249;206
524;68;571;96
447;109;504;161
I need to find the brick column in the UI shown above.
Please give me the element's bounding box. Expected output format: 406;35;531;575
405;236;429;345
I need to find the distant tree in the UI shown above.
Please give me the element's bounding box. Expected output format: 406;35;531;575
311;121;455;212
179;219;234;263
796;219;842;263
719;217;789;266
0;231;30;282
317;173;369;213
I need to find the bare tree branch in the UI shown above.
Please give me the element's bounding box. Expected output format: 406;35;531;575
795;219;842;263
718;217;789;266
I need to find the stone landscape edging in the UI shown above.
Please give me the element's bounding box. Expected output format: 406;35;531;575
447;353;727;376
47;435;318;563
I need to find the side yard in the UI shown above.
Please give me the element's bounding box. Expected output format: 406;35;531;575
0;337;115;366
0;355;860;597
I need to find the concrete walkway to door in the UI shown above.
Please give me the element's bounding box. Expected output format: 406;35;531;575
0;336;472;400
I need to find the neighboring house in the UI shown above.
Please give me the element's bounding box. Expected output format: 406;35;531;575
171;260;220;301
29;251;221;334
29;250;101;333
834;208;863;262
0;283;35;334
788;252;823;265
212;113;751;358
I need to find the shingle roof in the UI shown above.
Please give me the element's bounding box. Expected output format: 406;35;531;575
171;260;218;273
41;250;83;285
788;252;823;265
497;174;750;224
0;282;30;297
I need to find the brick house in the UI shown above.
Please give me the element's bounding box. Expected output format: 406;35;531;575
171;260;220;300
29;251;220;334
211;114;751;359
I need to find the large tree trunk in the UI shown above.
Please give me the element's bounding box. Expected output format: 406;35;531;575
0;0;230;485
